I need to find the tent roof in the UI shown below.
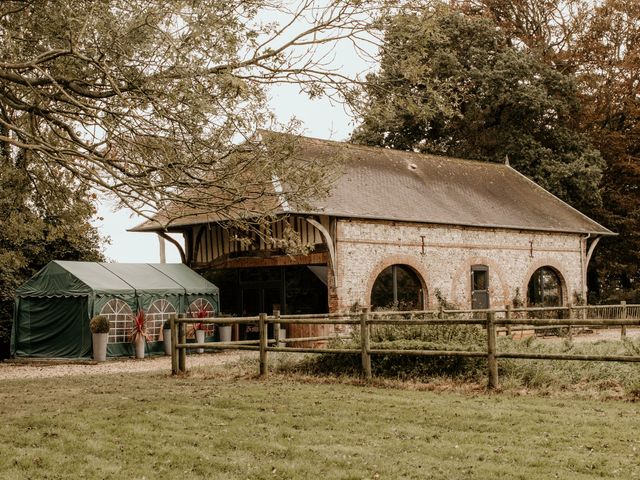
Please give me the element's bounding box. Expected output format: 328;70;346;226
16;261;219;298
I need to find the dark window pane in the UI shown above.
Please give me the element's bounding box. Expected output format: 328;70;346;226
371;266;395;309
527;267;562;307
473;270;488;291
371;265;423;311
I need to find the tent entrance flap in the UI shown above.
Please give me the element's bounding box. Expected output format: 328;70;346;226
14;296;91;358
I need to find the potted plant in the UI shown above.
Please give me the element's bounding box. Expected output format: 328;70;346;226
190;307;211;353
90;315;110;362
162;320;172;355
218;314;232;343
130;310;151;359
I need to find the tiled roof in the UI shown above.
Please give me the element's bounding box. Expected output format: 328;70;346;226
131;132;613;236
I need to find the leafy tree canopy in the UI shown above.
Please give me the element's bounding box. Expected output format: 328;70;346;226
0;0;380;226
572;0;640;298
471;0;640;299
0;146;104;359
351;4;604;211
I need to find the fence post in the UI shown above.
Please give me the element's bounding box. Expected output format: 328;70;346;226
505;304;512;337
621;301;627;339
487;311;498;389
567;304;573;340
178;314;186;373
360;308;372;381
170;314;178;375
273;310;281;348
259;313;268;377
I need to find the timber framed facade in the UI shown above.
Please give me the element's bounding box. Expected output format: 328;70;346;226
132;132;614;330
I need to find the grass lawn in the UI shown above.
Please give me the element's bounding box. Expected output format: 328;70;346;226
1;361;639;479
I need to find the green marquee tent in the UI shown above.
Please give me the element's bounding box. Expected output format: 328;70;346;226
11;261;219;359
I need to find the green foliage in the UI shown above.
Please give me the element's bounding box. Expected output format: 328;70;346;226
434;288;456;309
461;0;640;304
89;316;110;334
285;298;640;394
497;337;640;393
300;320;487;380
296;331;640;396
0;149;104;358
0;1;375;224
351;4;604;212
571;0;640;300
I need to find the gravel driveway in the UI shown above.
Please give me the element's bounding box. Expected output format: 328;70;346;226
0;350;251;381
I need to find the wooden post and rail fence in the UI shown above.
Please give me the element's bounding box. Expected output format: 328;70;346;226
169;303;640;389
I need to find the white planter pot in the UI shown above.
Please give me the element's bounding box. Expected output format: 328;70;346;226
195;330;205;353
279;328;287;348
92;332;108;362
163;329;172;355
219;325;232;343
134;336;145;359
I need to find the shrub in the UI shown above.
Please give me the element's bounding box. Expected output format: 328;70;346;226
286;318;640;396
89;315;110;334
496;336;640;394
296;316;487;380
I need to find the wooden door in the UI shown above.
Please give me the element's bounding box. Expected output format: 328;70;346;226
471;265;489;309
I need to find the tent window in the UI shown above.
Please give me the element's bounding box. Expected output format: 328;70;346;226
188;298;215;317
146;299;176;342
187;298;215;336
100;299;134;343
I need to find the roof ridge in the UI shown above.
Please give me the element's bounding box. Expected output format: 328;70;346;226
260;129;511;169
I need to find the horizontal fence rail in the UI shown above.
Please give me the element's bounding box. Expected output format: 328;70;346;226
169;303;640;388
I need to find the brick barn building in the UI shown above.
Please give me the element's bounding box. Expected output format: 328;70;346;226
132;133;613;322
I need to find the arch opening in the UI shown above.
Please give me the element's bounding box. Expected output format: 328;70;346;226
527;266;564;307
370;264;425;311
187;298;215;317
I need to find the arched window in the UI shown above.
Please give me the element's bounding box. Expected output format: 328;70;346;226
371;265;424;311
187;298;216;336
187;298;215;317
146;299;177;342
100;299;133;343
527;267;563;307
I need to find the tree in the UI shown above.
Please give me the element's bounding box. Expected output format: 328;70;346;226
0;143;104;359
466;0;591;68
351;4;604;211
467;0;640;301
0;0;381;227
571;0;640;300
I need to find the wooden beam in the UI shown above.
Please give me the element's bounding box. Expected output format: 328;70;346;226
191;251;328;270
585;235;602;267
158;231;187;264
306;218;338;286
192;225;207;265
